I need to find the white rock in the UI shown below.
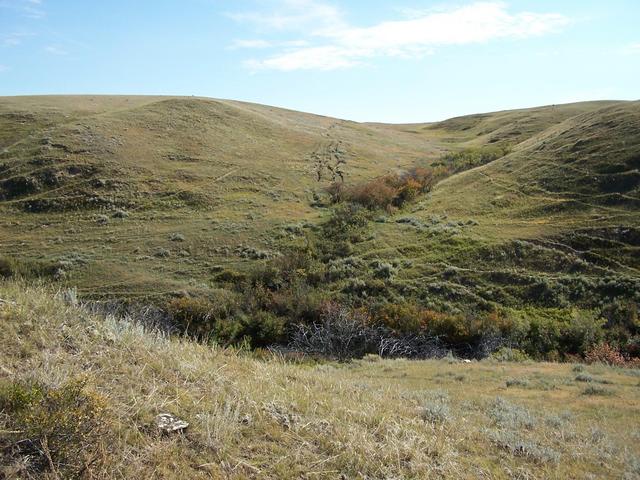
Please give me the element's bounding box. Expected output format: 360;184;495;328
155;413;189;433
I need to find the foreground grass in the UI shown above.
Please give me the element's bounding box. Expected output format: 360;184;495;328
1;281;639;479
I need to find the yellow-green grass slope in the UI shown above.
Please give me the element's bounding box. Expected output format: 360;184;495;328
0;95;446;297
356;101;640;309
1;280;639;479
1;96;636;301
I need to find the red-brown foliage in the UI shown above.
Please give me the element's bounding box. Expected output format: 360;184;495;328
326;165;448;210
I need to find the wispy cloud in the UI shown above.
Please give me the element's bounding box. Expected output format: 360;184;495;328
0;64;10;73
0;0;45;18
230;38;310;50
44;45;68;56
228;0;345;32
2;32;34;47
624;42;640;54
232;1;570;71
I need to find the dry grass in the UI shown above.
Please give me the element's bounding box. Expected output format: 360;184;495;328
1;280;639;479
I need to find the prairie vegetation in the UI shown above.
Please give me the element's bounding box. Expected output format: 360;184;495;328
1;281;639;479
1;96;639;478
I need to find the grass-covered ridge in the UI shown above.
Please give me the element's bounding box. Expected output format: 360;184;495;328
1;280;639;479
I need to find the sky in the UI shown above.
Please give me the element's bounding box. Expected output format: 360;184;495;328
0;0;639;122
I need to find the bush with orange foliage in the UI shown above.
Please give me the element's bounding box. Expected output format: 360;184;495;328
347;176;399;209
326;165;447;210
584;342;639;367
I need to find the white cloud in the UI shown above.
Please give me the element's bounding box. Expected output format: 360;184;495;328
245;45;364;71
2;32;34;47
0;64;9;72
231;39;274;49
44;45;68;55
0;0;45;18
233;1;570;71
228;0;345;32
625;42;640;54
230;38;310;50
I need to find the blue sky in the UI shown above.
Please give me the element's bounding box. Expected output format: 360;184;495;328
1;0;639;122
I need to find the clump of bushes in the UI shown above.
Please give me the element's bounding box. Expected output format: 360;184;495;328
486;430;560;464
585;342;637;367
491;347;531;362
582;385;614;396
326;167;442;211
420;398;452;424
165;288;287;348
506;377;530;388
0;378;109;478
489;397;536;430
289;302;448;360
435;145;511;173
166;296;216;339
168;232;185;242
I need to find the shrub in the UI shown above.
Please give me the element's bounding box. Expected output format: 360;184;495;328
490;347;530;362
112;209;129;218
0;378;108;478
268;281;328;324
420;399;451;424
166;296;214;338
575;373;594;383
289;302;375;361
346;176;398;210
0;256;58;280
326;166;441;211
438;146;510;173
561;310;605;355
486;430;560;463
374;302;424;334
506;377;530;388
215;269;247;284
168;232;185;242
585;343;626;366
322;203;371;240
215;310;286;348
422;310;471;345
582;385;614;396
370;260;397;280
489;397;536;430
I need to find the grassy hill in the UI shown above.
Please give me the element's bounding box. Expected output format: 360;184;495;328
0;95;639;357
0;95;445;296
2;96;636;294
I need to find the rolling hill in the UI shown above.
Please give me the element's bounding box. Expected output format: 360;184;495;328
2;95;637;305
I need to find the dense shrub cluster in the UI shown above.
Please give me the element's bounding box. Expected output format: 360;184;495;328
434;145;511;173
584;342;640;367
326;167;443;211
0;378;109;478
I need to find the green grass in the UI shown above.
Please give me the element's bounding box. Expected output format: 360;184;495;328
2;95;637;306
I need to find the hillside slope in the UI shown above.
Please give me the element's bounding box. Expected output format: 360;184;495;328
0;96;637;309
364;101;640;311
1;281;639;479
